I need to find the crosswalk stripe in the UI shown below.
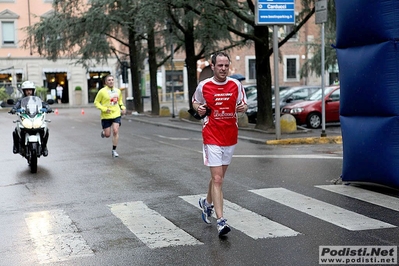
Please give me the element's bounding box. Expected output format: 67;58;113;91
249;188;396;231
25;209;94;264
316;185;399;212
108;201;203;249
179;195;300;239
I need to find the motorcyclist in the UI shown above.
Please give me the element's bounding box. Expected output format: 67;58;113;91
9;81;52;156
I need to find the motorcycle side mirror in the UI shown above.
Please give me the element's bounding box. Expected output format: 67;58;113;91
7;99;15;105
47;99;55;105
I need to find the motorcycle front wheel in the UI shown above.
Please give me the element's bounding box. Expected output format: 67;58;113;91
29;143;38;173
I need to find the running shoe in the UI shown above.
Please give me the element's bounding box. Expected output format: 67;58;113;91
101;131;105;138
112;150;119;157
217;218;231;236
198;197;213;224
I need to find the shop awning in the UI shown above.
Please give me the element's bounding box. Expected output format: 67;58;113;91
88;67;112;73
86;67;112;79
0;68;23;74
42;68;70;80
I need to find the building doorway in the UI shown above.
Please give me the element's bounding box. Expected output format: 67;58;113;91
87;71;110;103
43;72;68;103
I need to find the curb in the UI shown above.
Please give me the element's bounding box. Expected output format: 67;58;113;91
131;115;342;145
266;136;342;145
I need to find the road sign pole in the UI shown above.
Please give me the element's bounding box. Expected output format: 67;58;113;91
316;0;328;137
321;22;326;137
273;25;281;140
255;0;295;139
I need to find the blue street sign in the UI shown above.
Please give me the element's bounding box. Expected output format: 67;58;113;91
255;0;296;25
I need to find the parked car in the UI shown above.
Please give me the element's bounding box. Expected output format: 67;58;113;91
246;85;318;123
244;84;290;100
244;84;257;99
280;85;340;129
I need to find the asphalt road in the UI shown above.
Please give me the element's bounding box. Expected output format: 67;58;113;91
0;107;397;266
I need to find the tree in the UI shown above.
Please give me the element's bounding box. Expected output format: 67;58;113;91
225;0;315;130
179;0;316;130
300;0;337;80
162;0;247;112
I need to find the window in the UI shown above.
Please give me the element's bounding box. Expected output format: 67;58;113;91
2;21;15;45
0;9;19;46
329;89;340;102
246;56;256;82
284;55;299;82
286;58;296;79
284;25;298;41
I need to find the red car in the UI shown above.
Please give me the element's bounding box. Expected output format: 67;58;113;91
281;86;340;129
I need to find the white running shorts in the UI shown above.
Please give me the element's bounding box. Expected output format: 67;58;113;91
203;144;236;167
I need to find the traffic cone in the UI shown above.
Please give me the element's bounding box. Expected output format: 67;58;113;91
81;109;85;115
55;109;59;115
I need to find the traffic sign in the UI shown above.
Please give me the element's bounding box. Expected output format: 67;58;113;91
255;0;296;25
315;0;328;24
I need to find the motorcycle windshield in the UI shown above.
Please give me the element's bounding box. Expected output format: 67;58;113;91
20;96;43;117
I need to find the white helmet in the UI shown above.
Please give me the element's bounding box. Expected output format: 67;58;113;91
21;81;36;96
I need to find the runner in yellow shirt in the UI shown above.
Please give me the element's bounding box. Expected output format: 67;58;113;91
94;75;126;157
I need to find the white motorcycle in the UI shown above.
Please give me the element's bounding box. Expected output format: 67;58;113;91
9;96;53;173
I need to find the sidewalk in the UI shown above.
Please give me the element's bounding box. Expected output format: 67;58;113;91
127;102;343;145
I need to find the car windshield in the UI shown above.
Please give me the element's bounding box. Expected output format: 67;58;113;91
271;87;293;100
279;88;295;98
246;86;290;101
246;89;257;100
308;87;336;101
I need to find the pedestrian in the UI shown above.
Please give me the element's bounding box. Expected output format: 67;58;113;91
94;74;126;158
56;84;63;103
192;52;248;237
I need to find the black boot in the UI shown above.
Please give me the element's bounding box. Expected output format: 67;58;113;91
12;131;19;154
41;129;49;157
42;147;48;157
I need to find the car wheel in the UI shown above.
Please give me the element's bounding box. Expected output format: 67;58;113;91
306;112;321;129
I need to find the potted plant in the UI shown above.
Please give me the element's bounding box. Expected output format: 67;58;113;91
74;86;82;105
0;87;9;107
89;88;98;103
35;86;48;100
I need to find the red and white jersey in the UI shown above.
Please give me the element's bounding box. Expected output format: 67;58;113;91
192;77;247;146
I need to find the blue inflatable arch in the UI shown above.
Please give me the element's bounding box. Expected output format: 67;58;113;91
335;0;399;189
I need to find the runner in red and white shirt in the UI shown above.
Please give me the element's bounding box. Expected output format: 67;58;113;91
192;52;247;236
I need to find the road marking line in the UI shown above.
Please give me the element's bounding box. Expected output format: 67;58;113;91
155;134;201;141
25;209;93;264
249;188;396;231
233;154;342;159
179;195;300;239
108;201;203;249
316;185;399;212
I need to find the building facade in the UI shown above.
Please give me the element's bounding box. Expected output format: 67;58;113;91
0;1;119;106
